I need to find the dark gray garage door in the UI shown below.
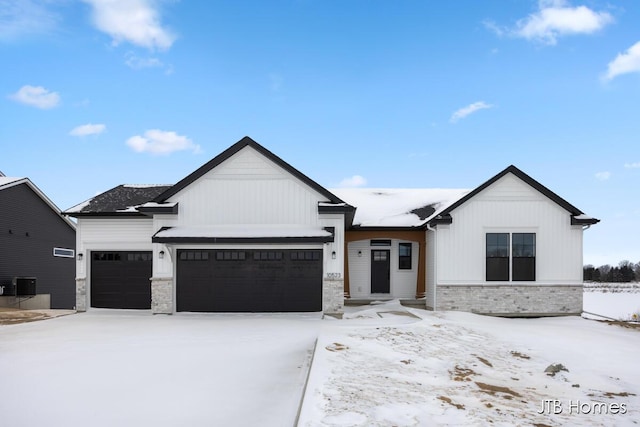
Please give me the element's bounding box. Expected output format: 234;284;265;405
91;251;152;309
177;249;322;312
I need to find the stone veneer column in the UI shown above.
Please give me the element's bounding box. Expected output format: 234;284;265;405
151;278;173;314
323;279;344;314
75;278;87;312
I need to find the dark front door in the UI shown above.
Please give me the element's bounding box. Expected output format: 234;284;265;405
371;250;390;293
90;251;152;309
176;249;322;312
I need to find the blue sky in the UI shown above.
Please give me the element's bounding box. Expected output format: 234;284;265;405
1;0;639;266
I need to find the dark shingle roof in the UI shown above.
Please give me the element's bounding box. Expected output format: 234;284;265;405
64;185;172;216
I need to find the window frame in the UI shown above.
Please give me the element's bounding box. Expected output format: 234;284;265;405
398;242;412;270
485;232;536;282
53;247;75;258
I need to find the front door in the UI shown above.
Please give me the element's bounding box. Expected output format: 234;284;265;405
371;250;390;293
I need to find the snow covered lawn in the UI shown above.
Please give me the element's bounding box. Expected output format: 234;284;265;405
299;300;640;426
0;310;322;427
2;289;638;427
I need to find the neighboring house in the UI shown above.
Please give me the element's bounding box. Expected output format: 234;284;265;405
64;137;598;316
0;175;76;309
64;137;353;314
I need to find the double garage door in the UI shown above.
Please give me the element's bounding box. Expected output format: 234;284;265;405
90;249;322;312
177;249;322;312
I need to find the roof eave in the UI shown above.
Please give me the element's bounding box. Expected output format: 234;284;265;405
571;216;600;226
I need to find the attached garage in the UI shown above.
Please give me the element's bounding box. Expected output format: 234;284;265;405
176;249;322;312
90;251;152;309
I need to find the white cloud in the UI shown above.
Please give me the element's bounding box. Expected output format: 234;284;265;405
450;101;493;123
595;171;611;181
9;85;60;109
487;0;613;45
69;123;106;137
82;0;176;50
0;0;60;41
126;129;200;155
124;51;164;69
603;41;640;81
624;162;640;169
338;175;367;188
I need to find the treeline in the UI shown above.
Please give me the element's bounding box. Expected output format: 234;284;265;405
583;260;640;282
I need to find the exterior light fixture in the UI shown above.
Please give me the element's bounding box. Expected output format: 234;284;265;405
331;251;336;259
358;250;362;257
159;250;165;259
77;253;83;261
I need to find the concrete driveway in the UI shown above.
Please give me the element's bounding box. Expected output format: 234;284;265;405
0;310;322;427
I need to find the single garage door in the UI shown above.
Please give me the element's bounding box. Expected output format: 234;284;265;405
91;251;152;309
177;249;322;312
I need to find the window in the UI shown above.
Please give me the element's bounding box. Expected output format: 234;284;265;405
127;253;152;262
291;251;320;261
254;251;283;261
512;233;536;281
179;251;210;261
486;233;535;281
399;243;412;270
215;251;246;261
53;247;75;258
486;233;509;281
371;239;391;246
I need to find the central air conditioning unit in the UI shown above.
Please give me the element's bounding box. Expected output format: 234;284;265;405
14;277;37;296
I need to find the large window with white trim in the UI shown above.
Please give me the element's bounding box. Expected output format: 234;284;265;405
486;233;536;282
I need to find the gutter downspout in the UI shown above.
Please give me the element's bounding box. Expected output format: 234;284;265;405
426;223;437;311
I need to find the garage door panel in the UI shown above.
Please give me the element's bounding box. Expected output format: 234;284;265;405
177;249;322;312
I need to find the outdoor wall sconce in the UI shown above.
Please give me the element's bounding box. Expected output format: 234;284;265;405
159;250;165;259
77;253;83;261
358;250;362;257
331;251;336;259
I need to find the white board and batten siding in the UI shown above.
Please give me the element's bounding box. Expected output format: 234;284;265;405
433;173;584;286
166;147;328;227
151;145;346;280
75;217;154;278
347;239;419;299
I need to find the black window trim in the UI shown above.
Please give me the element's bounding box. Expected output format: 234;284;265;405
398;242;412;270
485;232;536;282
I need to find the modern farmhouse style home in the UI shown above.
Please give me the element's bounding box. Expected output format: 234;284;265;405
64;137;598;316
65;137;352;314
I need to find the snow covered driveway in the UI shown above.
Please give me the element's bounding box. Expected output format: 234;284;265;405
299;301;640;427
0;310;322;427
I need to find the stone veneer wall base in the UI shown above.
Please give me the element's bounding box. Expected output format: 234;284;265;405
435;284;583;316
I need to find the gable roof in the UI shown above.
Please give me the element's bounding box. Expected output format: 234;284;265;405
0;177;76;230
427;165;599;226
153;136;347;204
64;184;172;217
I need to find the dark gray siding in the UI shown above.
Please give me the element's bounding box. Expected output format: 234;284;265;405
0;183;76;309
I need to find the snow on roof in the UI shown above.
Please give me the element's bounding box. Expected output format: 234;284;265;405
0;177;26;188
123;184;172;188
330;188;470;227
155;225;332;239
64;184;173;214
